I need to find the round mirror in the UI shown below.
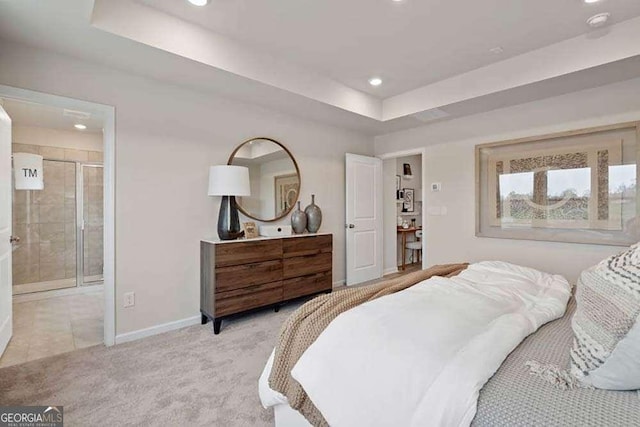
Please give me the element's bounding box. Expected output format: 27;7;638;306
228;138;301;222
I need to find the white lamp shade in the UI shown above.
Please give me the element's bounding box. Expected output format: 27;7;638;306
208;165;251;196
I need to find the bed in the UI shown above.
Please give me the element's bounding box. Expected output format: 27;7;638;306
259;261;640;426
472;297;640;426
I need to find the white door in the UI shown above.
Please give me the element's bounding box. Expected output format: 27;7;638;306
345;153;383;285
0;105;12;356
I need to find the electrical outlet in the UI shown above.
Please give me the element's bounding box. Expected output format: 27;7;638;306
124;292;135;308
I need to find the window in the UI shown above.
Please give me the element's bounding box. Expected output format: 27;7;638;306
477;123;639;245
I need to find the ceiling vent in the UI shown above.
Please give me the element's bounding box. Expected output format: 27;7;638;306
411;108;450;123
63;108;91;120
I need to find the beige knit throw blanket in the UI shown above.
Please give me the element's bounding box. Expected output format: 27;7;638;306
268;263;469;426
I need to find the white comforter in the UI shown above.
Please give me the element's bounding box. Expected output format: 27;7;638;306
261;261;571;427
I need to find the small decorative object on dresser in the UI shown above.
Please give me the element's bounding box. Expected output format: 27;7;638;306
291;201;307;234
305;194;322;233
259;224;292;237
242;221;259;239
200;233;333;334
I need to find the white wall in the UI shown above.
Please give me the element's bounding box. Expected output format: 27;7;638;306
375;76;640;284
0;40;373;336
12;125;103;152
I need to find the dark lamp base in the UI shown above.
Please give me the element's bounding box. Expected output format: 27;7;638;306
218;195;245;240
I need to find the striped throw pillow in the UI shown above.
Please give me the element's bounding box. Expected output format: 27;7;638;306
570;242;640;390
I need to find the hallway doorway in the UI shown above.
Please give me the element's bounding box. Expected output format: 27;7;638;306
379;149;427;278
0;86;115;364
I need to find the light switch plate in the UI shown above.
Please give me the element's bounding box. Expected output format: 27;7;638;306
427;207;441;216
124;292;135;308
427;206;448;216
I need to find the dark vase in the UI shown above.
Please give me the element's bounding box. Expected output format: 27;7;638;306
304;194;322;233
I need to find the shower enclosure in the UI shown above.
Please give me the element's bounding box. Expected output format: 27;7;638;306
12;159;103;294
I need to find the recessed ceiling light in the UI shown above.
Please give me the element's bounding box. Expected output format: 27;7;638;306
583;0;601;4
74;124;87;130
188;0;208;5
587;12;610;27
368;77;383;87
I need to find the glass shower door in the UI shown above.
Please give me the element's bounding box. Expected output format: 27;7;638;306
81;164;104;285
12;160;77;294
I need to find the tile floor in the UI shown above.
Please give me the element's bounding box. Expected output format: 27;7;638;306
0;290;103;368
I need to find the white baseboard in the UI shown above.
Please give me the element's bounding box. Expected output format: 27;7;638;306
383;267;399;276
115;315;201;345
0;314;11;357
332;280;345;287
115;279;351;345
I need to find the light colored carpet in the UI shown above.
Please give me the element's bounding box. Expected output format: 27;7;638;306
0;303;302;426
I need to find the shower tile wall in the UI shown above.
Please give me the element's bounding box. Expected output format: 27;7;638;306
12;143;103;292
12;158;76;287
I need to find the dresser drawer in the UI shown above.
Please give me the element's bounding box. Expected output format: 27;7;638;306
215;239;282;267
283;252;332;279
215;260;282;293
283;271;332;300
215;281;282;317
283;234;332;258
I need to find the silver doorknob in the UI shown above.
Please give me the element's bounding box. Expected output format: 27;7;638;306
9;235;20;244
346;224;355;229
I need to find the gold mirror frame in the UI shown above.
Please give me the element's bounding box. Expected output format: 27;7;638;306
228;137;301;223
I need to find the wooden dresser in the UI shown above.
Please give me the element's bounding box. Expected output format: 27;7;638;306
200;233;333;334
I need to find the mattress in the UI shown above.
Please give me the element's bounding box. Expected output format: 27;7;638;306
472;298;640;427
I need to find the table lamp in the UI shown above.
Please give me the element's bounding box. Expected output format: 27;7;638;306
208;165;251;240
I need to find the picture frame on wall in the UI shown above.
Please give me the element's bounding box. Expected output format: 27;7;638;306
476;121;640;246
403;188;415;212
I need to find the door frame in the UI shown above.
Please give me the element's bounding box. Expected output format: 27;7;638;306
0;103;12;356
377;148;428;271
0;84;116;347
